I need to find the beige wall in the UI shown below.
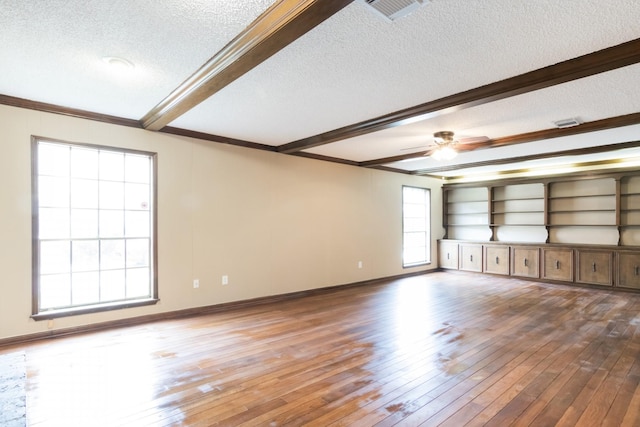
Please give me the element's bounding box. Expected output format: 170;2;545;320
0;104;443;340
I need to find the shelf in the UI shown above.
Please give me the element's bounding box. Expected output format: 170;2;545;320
446;224;490;227
492;211;544;214
549;209;615;214
447;200;487;204
448;212;488;216
547;224;616;227
490;223;546;227
492;197;544;202
621;192;640;197
548;194;616;200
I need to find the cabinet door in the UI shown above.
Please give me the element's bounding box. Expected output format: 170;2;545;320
484;246;510;275
511;247;540;278
542;248;573;282
460;244;483;272
576;250;613;286
438;241;459;270
618;252;640;289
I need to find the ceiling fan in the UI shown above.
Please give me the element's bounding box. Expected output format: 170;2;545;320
429;131;491;160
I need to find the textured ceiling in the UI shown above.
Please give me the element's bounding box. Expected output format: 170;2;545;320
1;0;640;179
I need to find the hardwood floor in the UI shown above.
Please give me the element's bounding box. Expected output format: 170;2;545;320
2;271;640;426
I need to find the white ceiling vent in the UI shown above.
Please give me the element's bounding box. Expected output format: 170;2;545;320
362;0;430;21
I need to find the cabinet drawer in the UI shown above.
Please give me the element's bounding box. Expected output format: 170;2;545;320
484;246;510;275
511;247;540;278
576;250;613;286
460;244;483;272
618;252;640;289
542;248;573;282
438;241;459;270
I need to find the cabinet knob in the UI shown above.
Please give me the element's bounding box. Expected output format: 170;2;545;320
470;254;473;262
524;258;528;267
447;252;450;260
555;260;560;269
592;263;596;272
496;256;499;264
635;266;639;276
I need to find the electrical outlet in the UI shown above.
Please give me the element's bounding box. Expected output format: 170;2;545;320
358;261;363;269
222;275;229;285
193;279;200;289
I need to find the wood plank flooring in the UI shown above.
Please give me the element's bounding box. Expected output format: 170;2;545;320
2;271;640;426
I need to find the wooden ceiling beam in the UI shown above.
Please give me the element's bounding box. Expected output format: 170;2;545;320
278;37;640;154
359;112;640;167
412;139;640;176
141;0;354;131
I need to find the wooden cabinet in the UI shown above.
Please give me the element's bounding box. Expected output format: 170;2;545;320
576;249;613;286
542;248;573;282
617;252;640;289
484;245;510;275
511;247;539;278
438;241;459;270
459;244;483;272
438;239;640;292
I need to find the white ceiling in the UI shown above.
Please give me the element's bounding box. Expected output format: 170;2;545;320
1;0;640;180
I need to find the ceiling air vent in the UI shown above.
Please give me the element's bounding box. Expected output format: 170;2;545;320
553;117;582;129
362;0;430;21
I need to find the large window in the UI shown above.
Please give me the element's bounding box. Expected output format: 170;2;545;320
31;137;157;319
402;186;430;267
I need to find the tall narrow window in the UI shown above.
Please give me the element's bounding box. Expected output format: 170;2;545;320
32;138;157;319
403;186;430;267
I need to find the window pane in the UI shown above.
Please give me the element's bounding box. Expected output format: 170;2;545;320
70;209;98;238
125;211;150;237
39;208;70;239
72;240;99;272
71;179;99;208
99;181;124;209
126;239;149;268
403;187;426;204
125;154;150;184
34;139;155;314
124;183;150;210
404;231;426;247
99;151;124;181
40;241;70;274
404;246;428;265
404;217;427;232
402;186;430;267
40;273;71;309
38;143;69;177
100;269;126;302
38;176;69;207
126;268;150;298
100;239;125;270
71;271;100;305
70;147;98;179
100;210;124;238
403;203;426;218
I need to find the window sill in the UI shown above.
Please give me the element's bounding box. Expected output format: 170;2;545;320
31;298;159;321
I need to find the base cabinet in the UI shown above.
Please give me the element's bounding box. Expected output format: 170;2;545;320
542;248;574;282
438;241;459;270
438;240;640;291
484;246;510;275
617;252;640;289
459;244;483;272
576;249;613;286
511;247;540;278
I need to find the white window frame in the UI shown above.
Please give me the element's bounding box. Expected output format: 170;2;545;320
402;185;431;267
31;137;158;320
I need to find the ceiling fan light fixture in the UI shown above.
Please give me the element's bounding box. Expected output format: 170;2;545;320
430;131;458;161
